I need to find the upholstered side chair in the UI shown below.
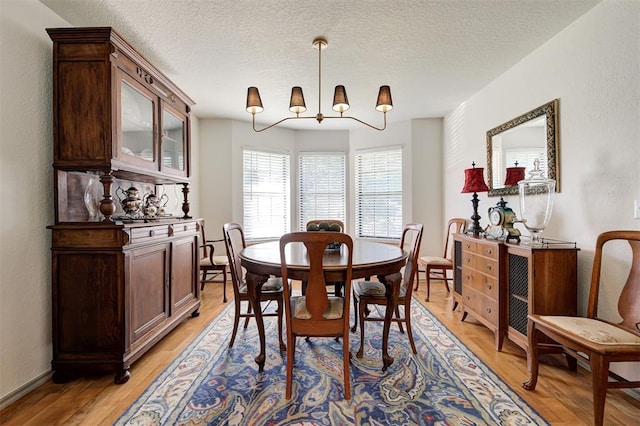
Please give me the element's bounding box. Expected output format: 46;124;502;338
416;218;466;301
223;222;284;350
279;231;354;400
198;219;230;301
523;230;640;426
351;223;423;356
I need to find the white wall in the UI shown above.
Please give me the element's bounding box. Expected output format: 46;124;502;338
443;0;640;379
0;0;67;405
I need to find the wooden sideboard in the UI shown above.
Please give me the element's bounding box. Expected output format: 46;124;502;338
453;233;578;356
47;27;200;384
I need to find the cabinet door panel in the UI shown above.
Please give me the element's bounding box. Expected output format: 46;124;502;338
161;102;189;177
119;72;158;169
171;236;198;313
128;243;169;344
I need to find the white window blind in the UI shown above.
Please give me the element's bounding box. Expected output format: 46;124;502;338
242;149;290;240
355;147;403;239
298;152;346;230
505;149;548;179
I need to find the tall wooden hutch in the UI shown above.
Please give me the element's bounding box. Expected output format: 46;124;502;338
47;27;200;384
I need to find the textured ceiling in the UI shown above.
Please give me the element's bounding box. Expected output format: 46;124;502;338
40;0;600;130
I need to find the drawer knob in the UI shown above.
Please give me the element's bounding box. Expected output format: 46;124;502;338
149;230;155;237
465;275;471;280
465;258;471;263
487;284;492;290
486;265;492;271
486;308;492;313
486;248;492;255
465;243;471;249
466;295;470;300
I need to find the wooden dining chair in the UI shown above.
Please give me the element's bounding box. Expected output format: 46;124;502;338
279;231;354;400
416;218;466;301
351;223;423;356
305;219;346;296
198;219;230;301
523;230;640;426
223;222;284;350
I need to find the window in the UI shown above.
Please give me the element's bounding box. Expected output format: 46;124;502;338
298;152;346;230
243;148;290;240
355;147;403;239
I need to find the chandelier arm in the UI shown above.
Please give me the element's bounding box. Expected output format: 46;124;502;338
322;113;388;131
251;114;319;133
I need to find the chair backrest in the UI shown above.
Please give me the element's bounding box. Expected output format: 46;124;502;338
400;223;424;297
222;222;246;292
305;219;345;232
443;218;466;259
198;219;209;259
279;231;353;322
588;230;640;336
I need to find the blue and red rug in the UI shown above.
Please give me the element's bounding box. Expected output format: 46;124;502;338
116;299;546;425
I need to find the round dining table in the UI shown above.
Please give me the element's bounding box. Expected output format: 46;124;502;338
240;239;408;372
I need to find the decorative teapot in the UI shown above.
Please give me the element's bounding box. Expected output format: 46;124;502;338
116;186;144;218
143;192;169;217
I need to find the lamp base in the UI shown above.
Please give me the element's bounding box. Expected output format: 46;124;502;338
466;192;483;236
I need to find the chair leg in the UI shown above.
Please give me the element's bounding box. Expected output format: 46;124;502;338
404;304;417;354
343;332;351;400
277;297;285;352
244;301;252;329
356;301;366;358
590;354;609;426
200;270;208;291
350;293;359;332
285;331;295;399
443;270;451;293
395;306;405;334
523;321;540;390
426;269;431;302
229;299;241;348
222;267;228;303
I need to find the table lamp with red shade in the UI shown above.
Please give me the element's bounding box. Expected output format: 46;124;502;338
461;162;490;236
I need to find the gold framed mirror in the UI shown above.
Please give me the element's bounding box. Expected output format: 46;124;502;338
486;99;559;196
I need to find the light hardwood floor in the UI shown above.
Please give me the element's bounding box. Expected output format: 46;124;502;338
1;277;638;425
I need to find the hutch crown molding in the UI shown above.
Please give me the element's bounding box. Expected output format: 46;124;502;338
47;27;200;384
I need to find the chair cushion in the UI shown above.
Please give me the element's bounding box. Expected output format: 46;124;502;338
238;277;283;294
353;280;407;298
291;296;344;320
419;256;451;267
200;256;229;267
538;316;640;345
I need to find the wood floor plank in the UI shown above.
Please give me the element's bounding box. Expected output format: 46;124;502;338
1;279;638;425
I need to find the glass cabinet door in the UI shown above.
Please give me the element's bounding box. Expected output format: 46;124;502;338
161;103;187;176
120;76;157;167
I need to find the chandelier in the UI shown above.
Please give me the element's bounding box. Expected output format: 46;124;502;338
245;37;393;132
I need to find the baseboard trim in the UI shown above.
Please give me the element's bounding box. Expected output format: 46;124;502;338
0;370;52;410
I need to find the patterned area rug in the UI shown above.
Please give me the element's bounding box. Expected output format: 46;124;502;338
116;299;547;425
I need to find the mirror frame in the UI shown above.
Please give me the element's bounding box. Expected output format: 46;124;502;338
486;98;559;197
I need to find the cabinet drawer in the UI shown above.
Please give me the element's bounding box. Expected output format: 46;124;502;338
171;221;198;236
462;268;498;300
463;286;498;326
475;256;498;278
129;225;170;244
475;241;499;260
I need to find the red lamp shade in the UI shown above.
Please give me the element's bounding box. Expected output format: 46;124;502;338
504;163;526;187
461;164;489;193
